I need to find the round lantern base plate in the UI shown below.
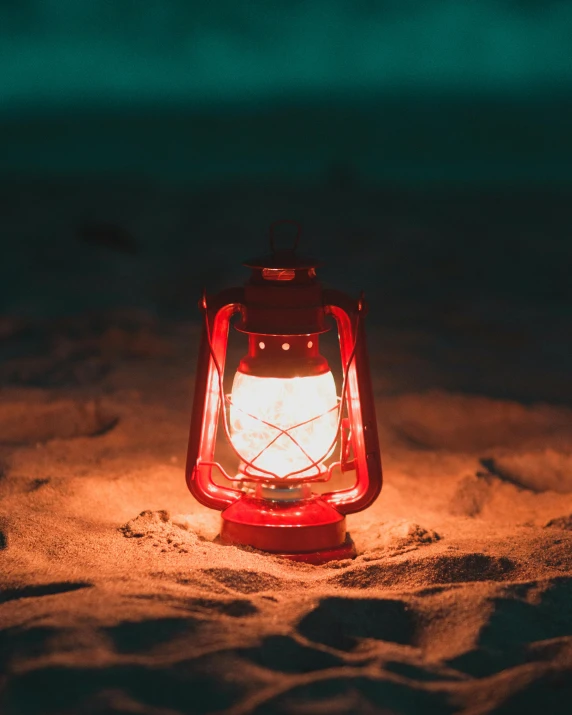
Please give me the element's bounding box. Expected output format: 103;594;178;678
219;494;352;562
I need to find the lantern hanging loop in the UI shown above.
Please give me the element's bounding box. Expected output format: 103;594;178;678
269;219;302;255
200;294;364;481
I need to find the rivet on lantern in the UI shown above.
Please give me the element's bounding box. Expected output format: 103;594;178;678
186;221;382;564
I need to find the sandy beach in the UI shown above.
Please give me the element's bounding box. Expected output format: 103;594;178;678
1;291;571;713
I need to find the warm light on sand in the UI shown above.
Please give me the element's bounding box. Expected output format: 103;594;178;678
229;371;338;478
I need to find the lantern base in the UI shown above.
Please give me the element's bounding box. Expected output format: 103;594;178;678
220;494;352;561
271;535;357;565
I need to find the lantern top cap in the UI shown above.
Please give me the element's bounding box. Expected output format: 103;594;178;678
244;220;321;270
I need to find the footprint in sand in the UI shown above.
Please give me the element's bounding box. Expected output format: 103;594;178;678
0;652;247;715
0;582;92;604
202;568;287;595
0;516;8;550
250;675;456;715
132;591;259;618
104;617;200;655
298;597;416;651
490;669;572;715
448;577;572;678
238;634;344;673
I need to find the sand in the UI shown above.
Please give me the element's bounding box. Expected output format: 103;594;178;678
1;312;572;715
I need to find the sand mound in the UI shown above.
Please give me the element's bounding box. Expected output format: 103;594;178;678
545;514;572;530
0;391;118;444
354;520;441;558
0;312;178;388
482;450;572;493
384;392;572;452
449;474;495;517
120;510;201;553
333;552;515;590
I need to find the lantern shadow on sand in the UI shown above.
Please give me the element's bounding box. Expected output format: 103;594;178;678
186;221;382;564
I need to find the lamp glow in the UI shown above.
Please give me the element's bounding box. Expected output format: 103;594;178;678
229;371;338;479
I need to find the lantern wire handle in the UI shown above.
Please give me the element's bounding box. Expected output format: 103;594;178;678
200;294;363;481
269;220;301;255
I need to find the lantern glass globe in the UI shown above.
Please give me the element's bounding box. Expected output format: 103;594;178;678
229;371;338;479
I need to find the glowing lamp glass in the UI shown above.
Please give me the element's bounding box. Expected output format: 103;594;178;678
229;371;338;479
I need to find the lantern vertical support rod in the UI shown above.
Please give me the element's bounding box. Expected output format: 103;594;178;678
322;289;383;514
186;288;244;511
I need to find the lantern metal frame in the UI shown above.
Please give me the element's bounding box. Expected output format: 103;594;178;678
186;222;382;563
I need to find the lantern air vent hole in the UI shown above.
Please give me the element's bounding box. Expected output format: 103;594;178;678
259;342;265;350
308;341;313;348
282;343;290;351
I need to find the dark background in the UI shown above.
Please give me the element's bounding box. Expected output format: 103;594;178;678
0;1;571;403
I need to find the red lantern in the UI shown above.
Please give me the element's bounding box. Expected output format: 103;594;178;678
186;222;382;564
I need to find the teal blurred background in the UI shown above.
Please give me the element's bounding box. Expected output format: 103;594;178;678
2;0;572;105
0;1;571;401
1;0;572;182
